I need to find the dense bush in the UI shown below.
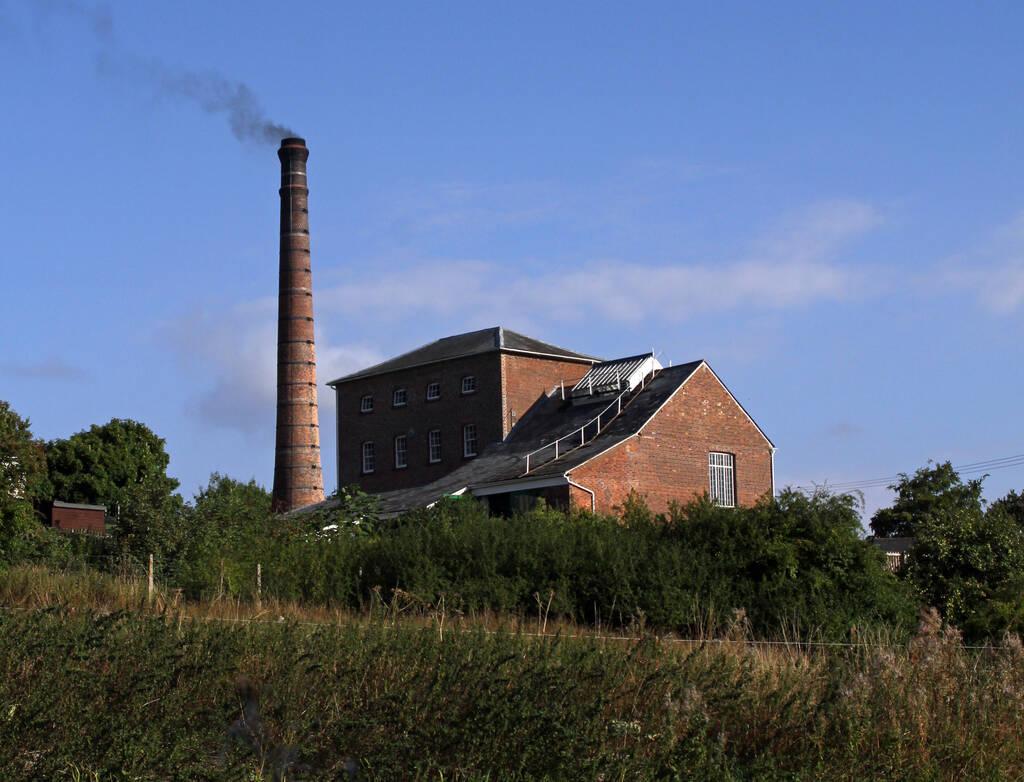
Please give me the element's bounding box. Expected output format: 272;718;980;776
0;608;1021;780
169;488;916;640
2;398;1021;643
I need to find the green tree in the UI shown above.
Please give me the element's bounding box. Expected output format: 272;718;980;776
877;465;1024;638
46;419;184;560
870;461;984;538
192;473;270;517
0;401;62;563
989;490;1024;527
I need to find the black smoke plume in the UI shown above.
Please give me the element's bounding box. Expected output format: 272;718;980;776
97;52;297;145
34;1;295;145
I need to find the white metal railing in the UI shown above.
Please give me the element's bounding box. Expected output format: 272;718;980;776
523;368;657;474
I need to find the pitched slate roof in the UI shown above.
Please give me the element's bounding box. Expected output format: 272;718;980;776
307;361;705;516
327;327;600;385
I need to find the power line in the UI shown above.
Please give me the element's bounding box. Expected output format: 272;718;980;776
794;452;1024;493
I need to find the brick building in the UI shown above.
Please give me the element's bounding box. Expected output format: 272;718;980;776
327;327;598;493
50;500;106;535
324;326;774;516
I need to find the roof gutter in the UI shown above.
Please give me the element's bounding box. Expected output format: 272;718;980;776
471;474;569;496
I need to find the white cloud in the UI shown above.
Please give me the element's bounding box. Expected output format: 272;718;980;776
946;211;1024;314
978;263;1024;314
2;357;89;381
752;200;882;264
320;199;879;325
162;300;381;435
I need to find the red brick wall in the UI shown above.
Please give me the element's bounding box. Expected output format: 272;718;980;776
567;364;773;515
336;353;504;492
500;354;592;436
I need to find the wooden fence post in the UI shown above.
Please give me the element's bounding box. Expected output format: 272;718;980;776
256;563;262;610
147;554;154;605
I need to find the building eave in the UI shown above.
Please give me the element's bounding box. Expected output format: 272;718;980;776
469;474;569;496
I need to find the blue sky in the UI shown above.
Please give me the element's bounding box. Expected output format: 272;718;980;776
2;1;1022;517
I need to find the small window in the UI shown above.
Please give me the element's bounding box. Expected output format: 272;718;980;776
708;452;736;508
360;394;374;413
426;382;441;401
361;441;376;474
463;424;478;457
392;388;407;407
428;429;442;463
461;375;477;394
394;435;408;469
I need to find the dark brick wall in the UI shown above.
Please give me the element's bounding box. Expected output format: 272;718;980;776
336;353;504;492
500;354;592;436
335;352;595;494
51;506;106;535
567;364;773;515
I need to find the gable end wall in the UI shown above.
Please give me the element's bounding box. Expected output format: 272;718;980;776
567;364;772;514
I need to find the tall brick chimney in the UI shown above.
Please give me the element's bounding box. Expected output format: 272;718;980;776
272;137;325;512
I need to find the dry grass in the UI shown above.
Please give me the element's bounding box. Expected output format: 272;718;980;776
1;565;1023;779
0;564;901;657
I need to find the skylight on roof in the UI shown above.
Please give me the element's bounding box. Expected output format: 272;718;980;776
570;353;661;403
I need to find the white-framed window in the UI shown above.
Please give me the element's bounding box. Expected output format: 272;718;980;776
463;423;478;457
708;452;736;508
361;441;376;474
426;382;441;401
428;429;442;463
392;388;407;407
360;394;374;413
461;375;477;394
394;435;408;469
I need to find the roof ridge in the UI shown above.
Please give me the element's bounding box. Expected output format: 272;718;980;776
327;326;598;385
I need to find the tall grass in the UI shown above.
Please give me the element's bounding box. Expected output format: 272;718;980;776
0;604;1021;780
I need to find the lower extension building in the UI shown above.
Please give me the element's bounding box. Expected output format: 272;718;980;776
325;326;774;516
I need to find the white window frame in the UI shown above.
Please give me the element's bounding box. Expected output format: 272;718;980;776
461;375;477;394
708;452;736;508
361;441;376;474
428;429;442;463
392;388;407;407
394;435;408;469
426;382;441;401
360;394;374;413
463;423;478;457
